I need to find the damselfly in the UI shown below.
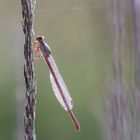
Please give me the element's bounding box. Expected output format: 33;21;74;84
33;36;80;131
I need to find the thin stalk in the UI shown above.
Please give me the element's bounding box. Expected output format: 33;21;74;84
20;0;36;140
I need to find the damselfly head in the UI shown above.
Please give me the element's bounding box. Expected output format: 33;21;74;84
35;35;45;42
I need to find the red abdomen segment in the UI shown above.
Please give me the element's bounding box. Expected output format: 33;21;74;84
68;110;80;131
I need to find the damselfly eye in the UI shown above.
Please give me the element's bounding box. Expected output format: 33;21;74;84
36;36;45;41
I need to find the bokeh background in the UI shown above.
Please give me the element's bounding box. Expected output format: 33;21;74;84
0;0;138;140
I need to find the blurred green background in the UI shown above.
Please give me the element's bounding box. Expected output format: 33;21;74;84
0;0;114;140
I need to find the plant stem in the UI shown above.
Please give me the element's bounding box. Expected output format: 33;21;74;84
21;0;36;140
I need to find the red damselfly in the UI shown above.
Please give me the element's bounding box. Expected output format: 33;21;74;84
33;36;80;131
